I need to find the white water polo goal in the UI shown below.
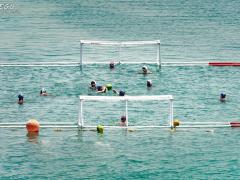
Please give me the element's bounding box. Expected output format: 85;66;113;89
1;94;240;129
78;95;173;129
79;40;161;68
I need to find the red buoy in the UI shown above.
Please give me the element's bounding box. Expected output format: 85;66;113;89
209;62;240;66
26;119;40;132
230;122;240;127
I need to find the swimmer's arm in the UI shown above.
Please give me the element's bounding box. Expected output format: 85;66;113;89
96;90;104;93
112;89;119;95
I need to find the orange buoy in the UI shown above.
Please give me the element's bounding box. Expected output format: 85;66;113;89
26;119;40;132
173;119;180;127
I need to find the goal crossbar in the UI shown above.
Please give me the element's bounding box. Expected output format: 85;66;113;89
79;95;173;101
80;40;160;46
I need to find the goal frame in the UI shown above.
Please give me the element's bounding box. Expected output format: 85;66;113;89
78;95;173;129
79;40;161;68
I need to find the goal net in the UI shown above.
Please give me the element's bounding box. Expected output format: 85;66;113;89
78;95;173;129
80;40;161;67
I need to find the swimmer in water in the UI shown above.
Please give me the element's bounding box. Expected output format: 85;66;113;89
89;81;97;90
113;89;125;96
18;93;24;104
220;93;226;102
119;115;127;126
109;61;115;69
147;80;152;88
140;66;152;75
40;88;48;96
89;81;110;93
96;85;107;93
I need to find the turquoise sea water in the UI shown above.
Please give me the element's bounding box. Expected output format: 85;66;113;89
1;0;240;179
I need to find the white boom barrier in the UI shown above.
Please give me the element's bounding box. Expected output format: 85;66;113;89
78;95;174;129
0;122;78;128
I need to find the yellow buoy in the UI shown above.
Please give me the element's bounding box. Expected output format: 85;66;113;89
127;128;135;132
173;119;180;128
26;119;40;133
97;125;104;134
105;84;112;91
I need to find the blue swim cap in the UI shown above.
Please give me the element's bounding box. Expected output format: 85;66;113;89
109;62;114;69
220;93;226;98
147;80;152;87
119;90;125;96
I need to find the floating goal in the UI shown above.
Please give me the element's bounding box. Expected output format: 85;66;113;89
79;40;161;68
78;95;174;129
1;93;240;129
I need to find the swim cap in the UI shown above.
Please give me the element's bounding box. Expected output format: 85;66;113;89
109;62;114;69
147;80;152;87
42;88;46;92
142;66;148;70
91;81;96;85
220;93;226;98
106;84;112;90
121;116;126;122
119;90;125;96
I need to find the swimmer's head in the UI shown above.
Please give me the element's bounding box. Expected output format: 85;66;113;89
147;80;152;87
91;81;96;87
109;62;114;69
121;116;126;123
119;90;125;96
142;66;148;73
220;93;226;98
41;88;46;93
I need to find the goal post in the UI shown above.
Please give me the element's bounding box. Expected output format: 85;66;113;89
79;40;161;68
78;95;173;129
